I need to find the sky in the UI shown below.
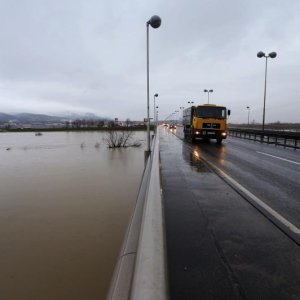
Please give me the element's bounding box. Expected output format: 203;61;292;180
0;0;300;123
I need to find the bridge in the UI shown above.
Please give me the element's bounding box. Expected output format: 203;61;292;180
108;126;300;299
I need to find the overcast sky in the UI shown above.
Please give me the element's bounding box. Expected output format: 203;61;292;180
0;0;300;123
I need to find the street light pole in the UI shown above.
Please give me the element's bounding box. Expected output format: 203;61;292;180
179;106;184;123
263;57;268;131
204;89;213;104
153;93;158;132
146;15;161;153
187;101;194;107
174;110;179;124
246;106;250;125
257;51;277;131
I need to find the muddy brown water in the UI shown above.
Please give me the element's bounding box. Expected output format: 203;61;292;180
0;131;146;300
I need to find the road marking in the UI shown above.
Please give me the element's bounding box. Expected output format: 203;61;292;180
203;159;300;235
257;151;300;166
175;130;300;240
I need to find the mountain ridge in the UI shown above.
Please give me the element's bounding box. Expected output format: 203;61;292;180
0;112;107;123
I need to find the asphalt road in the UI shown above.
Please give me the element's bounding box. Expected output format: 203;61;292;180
159;126;300;300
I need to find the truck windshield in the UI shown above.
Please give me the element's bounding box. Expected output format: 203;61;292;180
195;106;226;119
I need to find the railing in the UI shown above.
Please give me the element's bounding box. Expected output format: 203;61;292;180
107;130;168;300
229;128;300;150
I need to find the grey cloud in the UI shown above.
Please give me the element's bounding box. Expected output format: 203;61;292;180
0;0;299;123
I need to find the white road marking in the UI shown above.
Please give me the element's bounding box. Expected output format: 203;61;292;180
204;159;300;235
257;151;300;166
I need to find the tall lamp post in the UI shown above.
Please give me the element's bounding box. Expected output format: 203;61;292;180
153;93;158;132
174;110;179;124
204;89;213;104
156;106;159;127
188;101;194;107
257;51;277;131
180;106;184;123
146;15;161;153
246;106;250;125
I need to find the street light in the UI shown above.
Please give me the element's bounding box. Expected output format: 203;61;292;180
257;51;277;131
187;101;194;107
204;89;213;104
174;110;179;124
179;106;185;123
146;15;161;153
153;93;158;131
156;106;159;127
246;106;250;125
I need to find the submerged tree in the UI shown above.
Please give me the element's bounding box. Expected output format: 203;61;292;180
103;130;141;148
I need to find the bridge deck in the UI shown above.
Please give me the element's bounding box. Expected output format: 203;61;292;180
160;128;300;299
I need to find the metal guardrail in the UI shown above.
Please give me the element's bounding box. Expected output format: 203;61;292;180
229;128;300;150
107;130;168;300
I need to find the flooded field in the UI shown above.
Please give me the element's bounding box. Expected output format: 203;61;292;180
0;131;146;300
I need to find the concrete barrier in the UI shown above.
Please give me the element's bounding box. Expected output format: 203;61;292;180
107;130;168;300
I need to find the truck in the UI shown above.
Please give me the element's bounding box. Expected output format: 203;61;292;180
183;104;231;144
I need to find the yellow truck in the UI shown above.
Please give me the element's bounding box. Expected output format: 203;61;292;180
183;104;231;144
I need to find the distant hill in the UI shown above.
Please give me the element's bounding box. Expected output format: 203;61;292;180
0;112;106;123
14;113;64;123
0;113;14;122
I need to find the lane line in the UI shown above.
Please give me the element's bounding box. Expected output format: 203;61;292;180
257;151;300;166
203;159;300;235
173;130;300;239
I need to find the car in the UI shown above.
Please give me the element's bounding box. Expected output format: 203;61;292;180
169;124;177;129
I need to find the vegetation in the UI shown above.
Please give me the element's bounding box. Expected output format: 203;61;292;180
103;130;142;148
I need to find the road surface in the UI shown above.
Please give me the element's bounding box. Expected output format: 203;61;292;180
160;126;300;300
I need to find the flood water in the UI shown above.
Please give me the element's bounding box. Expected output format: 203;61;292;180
0;131;146;300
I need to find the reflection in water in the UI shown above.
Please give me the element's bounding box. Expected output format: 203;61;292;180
181;143;208;173
0;131;145;300
194;141;227;166
216;143;227;166
181;137;228;172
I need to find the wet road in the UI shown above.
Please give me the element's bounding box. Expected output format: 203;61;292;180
160;127;300;300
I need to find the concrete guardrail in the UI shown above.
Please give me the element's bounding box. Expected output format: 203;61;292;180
107;130;168;300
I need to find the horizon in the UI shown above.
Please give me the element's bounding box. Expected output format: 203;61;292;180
1;111;300;125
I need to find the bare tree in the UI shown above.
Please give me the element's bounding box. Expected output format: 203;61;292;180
103;130;139;148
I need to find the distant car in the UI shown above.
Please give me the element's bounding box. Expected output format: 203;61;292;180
163;123;168;126
169;124;177;129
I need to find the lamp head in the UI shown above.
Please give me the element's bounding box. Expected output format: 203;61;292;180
209;89;213;92
269;52;277;58
257;51;265;58
148;15;161;28
154;93;158;97
204;89;208;92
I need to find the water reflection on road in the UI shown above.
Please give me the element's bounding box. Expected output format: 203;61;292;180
0;131;146;300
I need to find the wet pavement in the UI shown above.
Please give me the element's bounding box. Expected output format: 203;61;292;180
160;127;300;300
